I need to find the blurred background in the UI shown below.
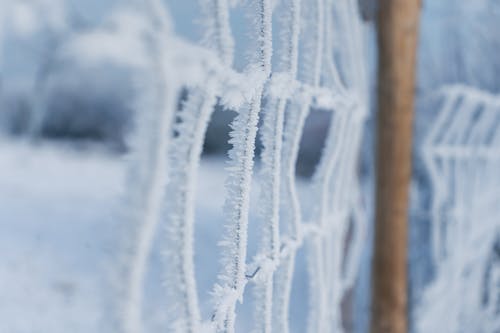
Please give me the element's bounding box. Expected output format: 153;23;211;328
0;0;499;332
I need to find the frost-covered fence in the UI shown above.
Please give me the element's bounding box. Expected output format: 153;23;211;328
418;85;500;332
119;0;369;332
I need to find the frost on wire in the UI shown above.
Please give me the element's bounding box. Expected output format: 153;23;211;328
418;85;500;333
118;0;370;332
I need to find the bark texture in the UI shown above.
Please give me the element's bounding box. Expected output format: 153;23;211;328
371;1;420;332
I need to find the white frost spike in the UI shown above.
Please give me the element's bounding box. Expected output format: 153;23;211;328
276;0;302;77
336;122;366;291
212;0;273;331
108;0;371;331
212;96;263;333
252;0;303;331
302;1;369;331
307;111;351;333
247;0;273;74
115;2;179;333
300;0;324;87
328;113;364;332
253;96;286;333
250;1;279;331
164;86;217;332
119;41;178;333
298;0;332;331
163;0;233;329
272;99;310;333
200;0;234;65
322;0;348;96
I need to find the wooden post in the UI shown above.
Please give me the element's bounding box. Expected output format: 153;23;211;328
371;1;420;333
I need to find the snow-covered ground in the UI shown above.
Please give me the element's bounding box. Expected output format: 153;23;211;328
0;140;124;332
0;139;313;332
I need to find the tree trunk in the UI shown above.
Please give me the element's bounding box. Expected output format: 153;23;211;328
371;1;420;333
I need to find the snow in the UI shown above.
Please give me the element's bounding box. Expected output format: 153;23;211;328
0;141;122;333
0;142;183;331
0;140;311;332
